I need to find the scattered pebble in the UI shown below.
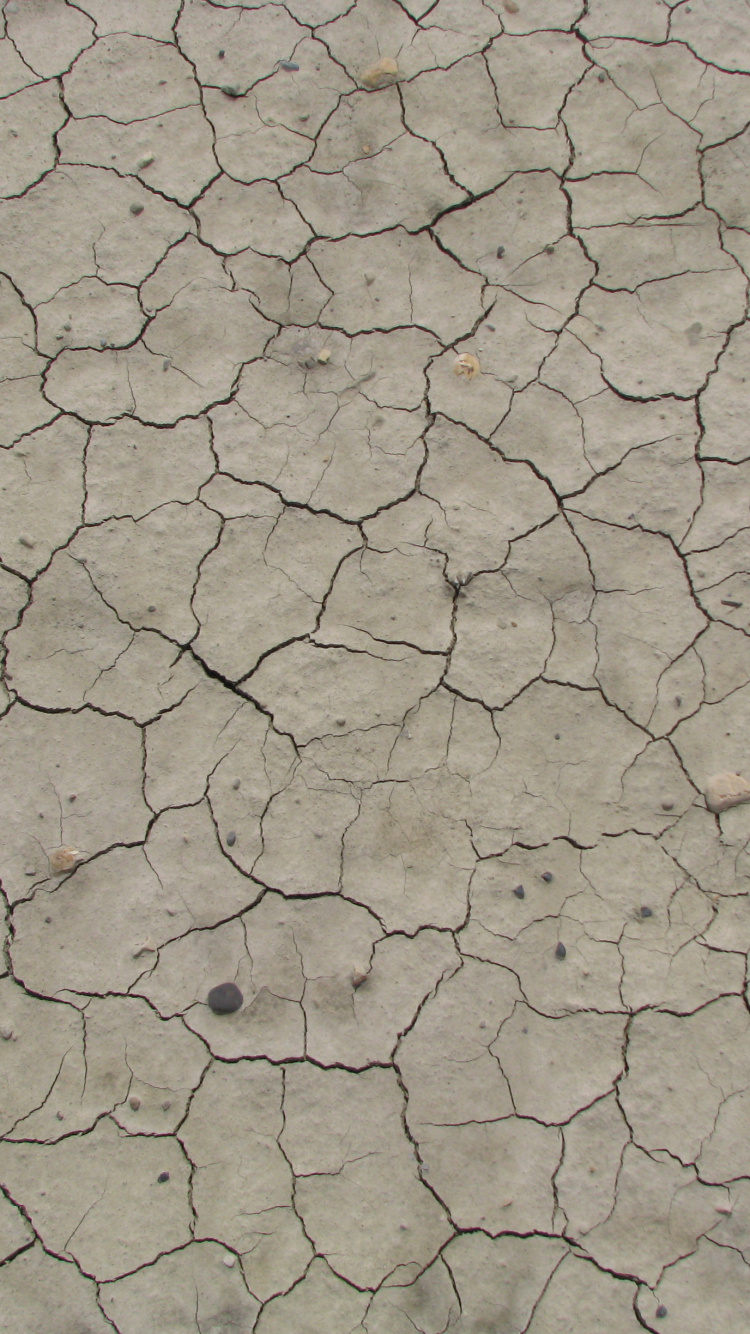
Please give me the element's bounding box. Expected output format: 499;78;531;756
207;981;243;1014
661;799;674;811
129;203;144;215
544;244;555;255
139;154;154;169
352;970;369;989
705;772;750;814
496;246;505;258
157;1171;170;1184
162;1100;172;1111
45;916;52;924
56;1110;64;1120
226;831;237;847
279;60;299;71
361;56;400;89
598;71;606;82
63;322;72;331
48;846;82;874
18;535;34;549
721;598;743;608
555;942;567;960
655;1306;668;1319
640;906;653;918
221;85;241;98
0;1024;13;1041
218;49;225;58
541;871;554;883
453;352;480;380
132;938;157;958
335;717;346;727
223;1253;236;1267
162;360;171;372
317;348;331;363
148;604;157;612
513;884;525;899
503;0;519;10
129;1095;141;1111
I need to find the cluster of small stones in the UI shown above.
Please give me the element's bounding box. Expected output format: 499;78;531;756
2;0;750;1330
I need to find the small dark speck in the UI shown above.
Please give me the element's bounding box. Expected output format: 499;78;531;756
157;1171;170;1183
279;60;300;71
554;733;560;739
513;884;525;899
674;695;682;706
226;831;236;847
129;203;144;215
544;244;554;255
45;916;52;924
496;246;505;258
656;1307;668;1320
221;85;241;98
148;604;156;612
555;942;567;959
598;71;606;82
721;598;743;608
640;906;653;918
232;778;241;790
218;49;225;58
541;871;554;883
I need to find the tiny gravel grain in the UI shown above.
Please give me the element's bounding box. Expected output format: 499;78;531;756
513;884;525;899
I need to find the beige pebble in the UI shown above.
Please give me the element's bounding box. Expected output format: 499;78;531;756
453;352;481;380
48;846;82;874
128;1095;141;1111
705;773;750;814
0;1024;13;1041
317;348;331;363
361;57;400;89
223;1254;237;1268
132;938;157;958
138;153;154;169
351;970;370;989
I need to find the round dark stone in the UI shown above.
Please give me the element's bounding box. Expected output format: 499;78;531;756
655;1307;668;1320
218;49;225;58
542;871;554;883
226;831;237;847
513;884;525;899
555;942;567;959
157;1171;170;1183
598;71;606;82
641;906;653;918
496;245;505;258
208;981;243;1014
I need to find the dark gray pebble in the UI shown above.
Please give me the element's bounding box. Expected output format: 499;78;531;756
598;71;606;82
513;884;525;899
221;85;241;98
641;906;653;918
226;831;236;847
129;203;144;215
280;60;300;71
208;981;243;1014
542;871;554;883
496;246;505;258
218;49;225;58
157;1171;170;1183
555;942;566;959
656;1306;668;1319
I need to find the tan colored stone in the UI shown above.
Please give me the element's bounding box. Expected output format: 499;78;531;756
705;772;750;814
0;1117;191;1279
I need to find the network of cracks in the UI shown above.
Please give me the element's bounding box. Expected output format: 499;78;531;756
2;0;750;1330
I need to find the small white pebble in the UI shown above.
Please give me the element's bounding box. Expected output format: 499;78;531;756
0;1024;13;1041
128;1095;141;1111
222;1254;236;1268
317;348;331;363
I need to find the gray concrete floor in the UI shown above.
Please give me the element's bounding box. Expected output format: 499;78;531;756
1;0;750;1329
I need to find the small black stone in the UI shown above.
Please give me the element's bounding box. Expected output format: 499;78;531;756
554;733;560;739
496;245;505;258
640;906;653;918
555;942;567;959
221;85;241;98
157;1171;170;1183
207;981;243;1014
218;49;225;58
513;884;525;899
226;831;236;847
598;71;606;82
655;1306;668;1320
541;871;554;883
279;60;300;71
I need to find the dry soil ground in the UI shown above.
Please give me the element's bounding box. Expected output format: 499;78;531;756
2;0;750;1330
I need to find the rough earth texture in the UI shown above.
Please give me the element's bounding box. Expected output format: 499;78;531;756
1;0;750;1330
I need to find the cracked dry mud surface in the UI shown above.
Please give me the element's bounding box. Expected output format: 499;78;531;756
2;1;750;1331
